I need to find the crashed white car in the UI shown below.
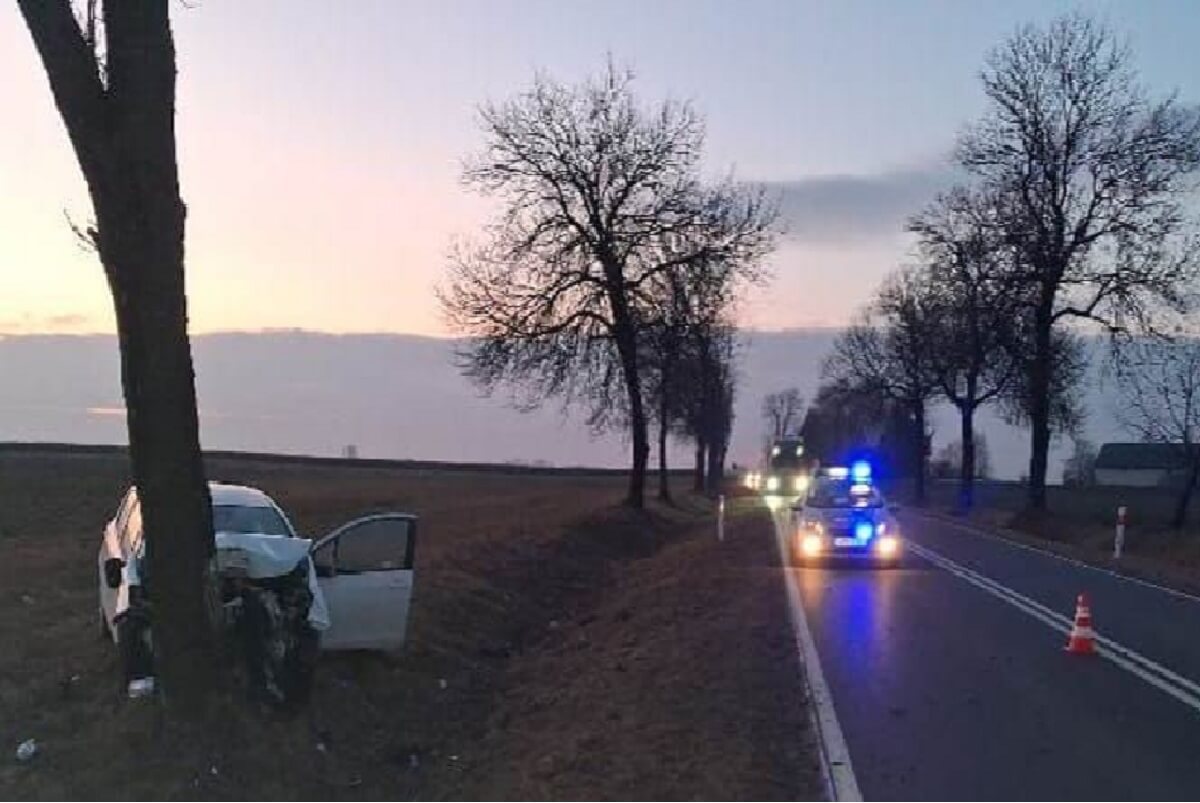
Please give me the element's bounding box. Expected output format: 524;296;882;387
98;482;417;701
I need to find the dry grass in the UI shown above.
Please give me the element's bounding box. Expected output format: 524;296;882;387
0;449;818;799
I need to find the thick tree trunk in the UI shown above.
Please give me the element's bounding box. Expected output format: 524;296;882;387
959;403;975;512
19;0;220;712
625;379;649;508
1172;455;1200;530
705;433;725;497
913;401;927;506
1026;298;1054;512
657;390;671;502
694;440;706;493
109;238;218;711
606;285;648;509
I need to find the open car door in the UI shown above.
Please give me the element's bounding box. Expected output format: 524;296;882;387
311;513;417;651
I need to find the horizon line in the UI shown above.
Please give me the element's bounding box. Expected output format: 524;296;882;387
0;324;854;340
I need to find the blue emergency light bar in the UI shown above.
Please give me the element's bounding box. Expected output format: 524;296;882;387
824;462;873;482
854;520;875;541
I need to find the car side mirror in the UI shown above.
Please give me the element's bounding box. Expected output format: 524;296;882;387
103;557;125;589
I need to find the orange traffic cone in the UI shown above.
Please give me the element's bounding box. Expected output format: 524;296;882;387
1064;593;1097;655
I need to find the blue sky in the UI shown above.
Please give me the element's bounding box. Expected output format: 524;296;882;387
3;0;1199;334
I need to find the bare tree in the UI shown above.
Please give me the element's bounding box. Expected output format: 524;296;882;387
823;268;941;504
1115;331;1200;528
933;433;992;480
762;387;805;443
910;186;1022;510
643;298;686;503
675;322;738;497
700;326;738;497
799;381;887;465
18;0;217;709
1000;326;1088;440
824;273;939;499
643;220;766;502
958;12;1200;511
1062;437;1098;487
441;64;774;507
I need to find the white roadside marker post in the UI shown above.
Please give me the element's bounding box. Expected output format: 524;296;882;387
718;494;725;542
1114;505;1127;560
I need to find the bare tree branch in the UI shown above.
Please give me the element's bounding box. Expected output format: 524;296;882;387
441;63;776;507
956;12;1200;510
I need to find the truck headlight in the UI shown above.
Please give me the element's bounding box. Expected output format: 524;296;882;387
801;534;823;557
793;475;809;493
766;476;780;492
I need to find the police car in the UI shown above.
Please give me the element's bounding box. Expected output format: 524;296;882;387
789;462;902;565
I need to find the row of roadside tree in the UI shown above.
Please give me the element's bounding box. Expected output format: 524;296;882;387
440;63;778;507
821;12;1200;518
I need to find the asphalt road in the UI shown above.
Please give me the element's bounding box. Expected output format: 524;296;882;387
771;502;1200;801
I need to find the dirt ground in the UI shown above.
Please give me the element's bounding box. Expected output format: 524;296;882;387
0;447;820;800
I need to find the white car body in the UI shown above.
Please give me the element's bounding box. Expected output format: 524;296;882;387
98;482;416;652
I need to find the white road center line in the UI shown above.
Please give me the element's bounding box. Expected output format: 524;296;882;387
908;541;1200;715
771;510;863;802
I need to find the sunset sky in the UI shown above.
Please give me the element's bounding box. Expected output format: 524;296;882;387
3;0;1199;337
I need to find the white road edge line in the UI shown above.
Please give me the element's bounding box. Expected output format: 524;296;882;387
771;510;863;802
907;510;1200;604
908;541;1200;715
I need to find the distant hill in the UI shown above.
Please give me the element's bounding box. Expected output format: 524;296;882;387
0;330;1124;480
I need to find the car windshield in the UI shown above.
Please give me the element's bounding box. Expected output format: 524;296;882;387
213;504;292;537
769;440;806;470
805;478;882;509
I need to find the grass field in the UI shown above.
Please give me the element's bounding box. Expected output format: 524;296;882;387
0;447;819;799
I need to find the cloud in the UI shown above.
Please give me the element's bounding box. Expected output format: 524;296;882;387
763;165;957;244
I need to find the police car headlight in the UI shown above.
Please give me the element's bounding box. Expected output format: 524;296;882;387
801;534;823;557
877;536;900;557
